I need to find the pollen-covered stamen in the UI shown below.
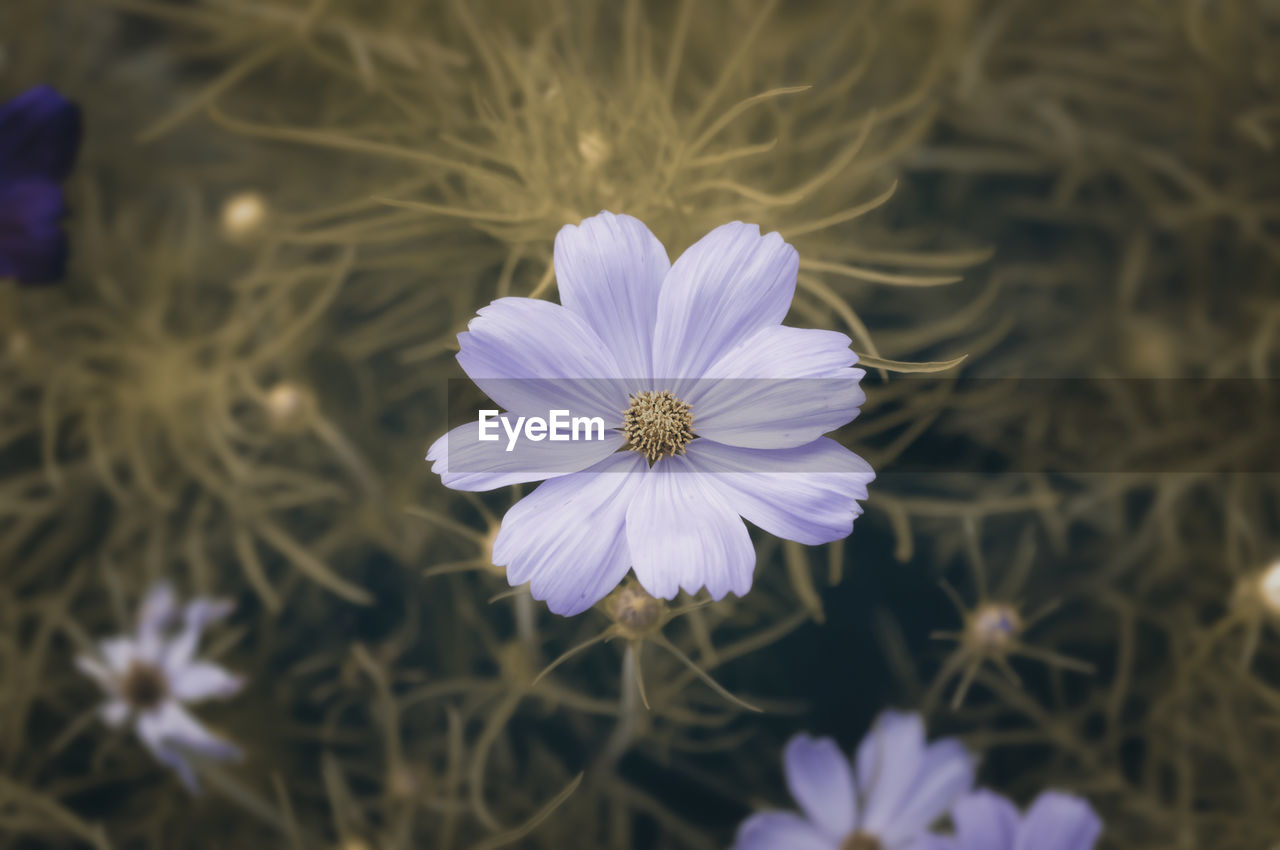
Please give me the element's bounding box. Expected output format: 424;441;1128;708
623;390;694;463
120;660;168;711
841;832;883;850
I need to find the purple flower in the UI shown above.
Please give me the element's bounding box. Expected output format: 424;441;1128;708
76;583;246;793
733;711;975;850
0;85;81;285
919;789;1102;850
427;212;874;615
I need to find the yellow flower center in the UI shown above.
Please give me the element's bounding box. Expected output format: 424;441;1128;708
623;390;694;463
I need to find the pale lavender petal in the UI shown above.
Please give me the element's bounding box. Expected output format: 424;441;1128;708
626;456;755;601
76;654;112;688
948;790;1020;850
492;452;646;616
881;739;975;844
687;438;874;545
144;701;242;763
456;297;629;419
653;222;798;382
427;421;625;492
554;211;670;383
857;711;927;834
136;705;199;792
136;581;178;643
164;598;233;674
99;636;140;673
783;734;857;838
732;811;836;850
688;325;866;449
169;662;246;703
99;698;130;729
1016;792;1102;850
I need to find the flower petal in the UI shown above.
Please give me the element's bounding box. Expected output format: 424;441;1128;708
427;420;625;492
492;451;646;616
456;297;629;419
731;811;835;850
136;581;178;657
0;178;69;285
626;455;755;601
653;222;798;382
0;86;81;183
99;636;142;672
688;325;866;449
163;597;233;674
856;711;926;834
783;734;857;838
76;654;113;688
99;698;131;729
949;790;1020;850
686;438;874;545
1016;792;1102;850
554;211;670;383
145;702;242;763
879;738;975;845
169;662;246;703
137;702;241;793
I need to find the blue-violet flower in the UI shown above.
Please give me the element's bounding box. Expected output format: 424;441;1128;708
0;85;81;285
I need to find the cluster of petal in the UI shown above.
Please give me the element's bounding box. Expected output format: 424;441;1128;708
733;711;975;850
0;85;81;284
427;211;874;615
76;583;246;792
918;789;1102;850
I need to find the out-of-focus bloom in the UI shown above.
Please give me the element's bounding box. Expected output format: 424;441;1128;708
918;789;1102;850
0;85;81;285
732;711;975;850
428;211;874;615
76;583;246;792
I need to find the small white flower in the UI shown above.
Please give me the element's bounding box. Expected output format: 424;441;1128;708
76;582;246;792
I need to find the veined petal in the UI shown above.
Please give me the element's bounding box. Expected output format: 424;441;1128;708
1016;792;1102;850
0;86;81;183
169;662;246;703
555;211;670;384
427;421;625;492
653;222;798;383
689;325;866;449
686;439;874;546
456;297;629;419
784;734;857;838
626;455;755;601
493;451;646;616
880;738;975;845
950;790;1020;850
856;711;927;834
731;811;835;850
